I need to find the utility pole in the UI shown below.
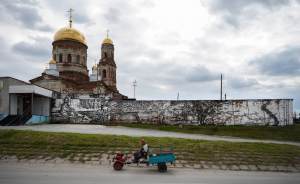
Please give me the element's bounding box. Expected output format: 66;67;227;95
133;80;137;99
177;92;179;101
220;73;223;101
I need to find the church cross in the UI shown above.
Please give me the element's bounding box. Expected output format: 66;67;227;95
67;8;74;28
106;29;109;38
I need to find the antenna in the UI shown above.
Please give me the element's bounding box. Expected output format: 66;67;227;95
133;80;137;99
67;8;74;28
220;73;223;101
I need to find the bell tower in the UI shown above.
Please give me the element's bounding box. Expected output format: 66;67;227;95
98;30;117;90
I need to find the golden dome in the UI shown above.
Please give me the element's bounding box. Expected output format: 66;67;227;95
102;37;113;45
49;59;56;64
54;27;86;46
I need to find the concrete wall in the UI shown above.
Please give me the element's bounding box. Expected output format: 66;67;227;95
9;85;53;98
9;94;50;116
33;79;67;93
9;94;18;115
0;77;28;115
52;94;293;126
32;96;51;116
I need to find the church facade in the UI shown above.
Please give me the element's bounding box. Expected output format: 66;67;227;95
30;19;126;100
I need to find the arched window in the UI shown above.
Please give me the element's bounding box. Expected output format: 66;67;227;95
53;54;56;61
103;70;106;78
83;56;86;65
76;55;80;64
67;54;72;63
59;54;63;63
104;52;107;58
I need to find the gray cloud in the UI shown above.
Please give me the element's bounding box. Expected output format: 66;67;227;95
184;66;219;83
0;36;42;81
12;37;51;59
104;8;121;24
75;13;91;24
209;0;291;14
207;0;294;27
0;0;53;31
43;0;93;26
228;77;259;89
251;45;300;76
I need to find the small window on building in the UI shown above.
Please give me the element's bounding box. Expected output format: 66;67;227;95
76;55;80;64
67;54;72;63
104;52;107;58
59;54;63;63
103;70;106;78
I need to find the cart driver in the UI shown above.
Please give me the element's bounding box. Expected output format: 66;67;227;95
133;139;148;162
140;139;148;157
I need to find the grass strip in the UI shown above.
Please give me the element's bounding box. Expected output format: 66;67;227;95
106;123;300;142
0;129;299;167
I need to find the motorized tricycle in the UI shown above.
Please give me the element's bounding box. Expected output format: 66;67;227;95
113;146;176;172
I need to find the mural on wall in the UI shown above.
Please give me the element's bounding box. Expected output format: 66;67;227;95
51;94;293;126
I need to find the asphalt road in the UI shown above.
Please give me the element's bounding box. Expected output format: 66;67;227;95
1;124;300;146
0;162;299;184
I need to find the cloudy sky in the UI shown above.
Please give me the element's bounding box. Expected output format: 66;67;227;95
0;0;300;112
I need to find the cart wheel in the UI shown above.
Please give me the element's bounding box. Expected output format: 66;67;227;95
113;162;123;171
157;163;167;172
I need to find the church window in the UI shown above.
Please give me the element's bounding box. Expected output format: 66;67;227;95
67;54;72;63
83;56;86;65
59;54;63;63
76;55;80;64
103;70;106;78
104;52;107;58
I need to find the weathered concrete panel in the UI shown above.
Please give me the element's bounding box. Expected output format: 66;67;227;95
51;94;293;126
32;96;50;116
0;77;28;115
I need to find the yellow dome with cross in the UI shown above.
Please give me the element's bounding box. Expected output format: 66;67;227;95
54;27;86;46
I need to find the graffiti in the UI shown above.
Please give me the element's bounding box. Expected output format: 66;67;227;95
58;93;93;123
52;95;293;126
190;101;222;125
261;101;279;126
